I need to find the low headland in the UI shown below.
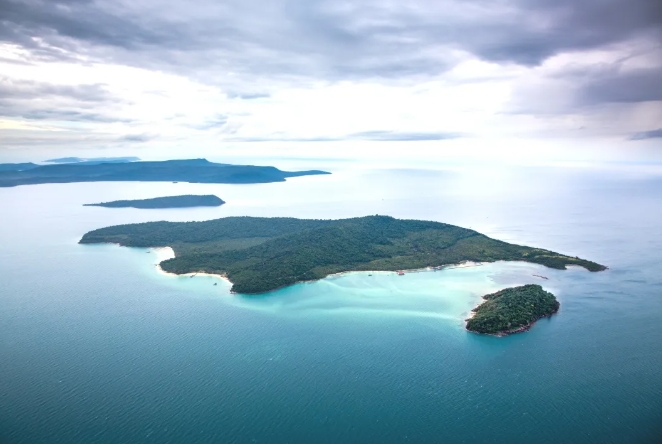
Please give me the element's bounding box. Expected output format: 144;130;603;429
84;195;225;209
466;284;560;336
80;215;606;294
0;158;330;187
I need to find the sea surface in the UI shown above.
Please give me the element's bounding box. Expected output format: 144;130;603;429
1;164;661;443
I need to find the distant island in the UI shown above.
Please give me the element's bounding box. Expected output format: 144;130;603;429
466;284;560;336
0;157;140;173
80;215;606;294
84;195;225;209
0;163;39;172
44;156;141;164
0;158;330;187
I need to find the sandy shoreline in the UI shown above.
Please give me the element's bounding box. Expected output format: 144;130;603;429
149;247;487;293
150;246;233;284
156;264;233;285
325;261;486;280
152;246;175;262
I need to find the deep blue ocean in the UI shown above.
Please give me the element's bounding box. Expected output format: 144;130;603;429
1;164;661;443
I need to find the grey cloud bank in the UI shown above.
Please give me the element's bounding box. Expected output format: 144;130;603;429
0;0;661;151
630;129;662;140
1;0;660;82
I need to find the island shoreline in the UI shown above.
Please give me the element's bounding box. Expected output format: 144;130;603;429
152;247;234;286
465;285;560;336
151;245;487;294
465;309;559;337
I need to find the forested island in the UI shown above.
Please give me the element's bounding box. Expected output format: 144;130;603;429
0;158;330;187
80;215;606;294
466;285;560;336
84;195;225;209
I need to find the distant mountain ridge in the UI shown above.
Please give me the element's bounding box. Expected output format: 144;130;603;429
0;158;330;187
44;156;141;164
0;163;39;172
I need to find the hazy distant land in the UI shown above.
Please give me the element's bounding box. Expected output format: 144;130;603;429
84;195;225;209
0;163;39;172
0;158;330;187
0;157;140;173
80;215;606;294
44;157;142;164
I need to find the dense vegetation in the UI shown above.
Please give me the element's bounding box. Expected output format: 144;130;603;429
0;158;330;187
466;285;559;335
80;215;606;294
84;195;225;209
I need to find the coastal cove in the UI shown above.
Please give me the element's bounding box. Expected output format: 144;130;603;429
141;243;547;325
153;252;560;336
149;247;560;337
1;166;661;443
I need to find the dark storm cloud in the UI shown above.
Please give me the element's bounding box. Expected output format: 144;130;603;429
0;78;126;122
0;0;178;51
1;0;660;146
629;128;662;140
577;67;662;105
467;0;662;65
1;0;660;80
0;78;111;102
505;35;662;115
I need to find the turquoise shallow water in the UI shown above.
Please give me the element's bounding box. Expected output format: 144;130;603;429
1;166;661;443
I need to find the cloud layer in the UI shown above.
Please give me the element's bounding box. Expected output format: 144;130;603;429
0;0;660;153
630;128;662;140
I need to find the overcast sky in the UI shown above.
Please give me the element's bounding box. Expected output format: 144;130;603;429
0;0;661;163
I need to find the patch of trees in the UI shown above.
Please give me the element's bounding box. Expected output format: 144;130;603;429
466;284;560;335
